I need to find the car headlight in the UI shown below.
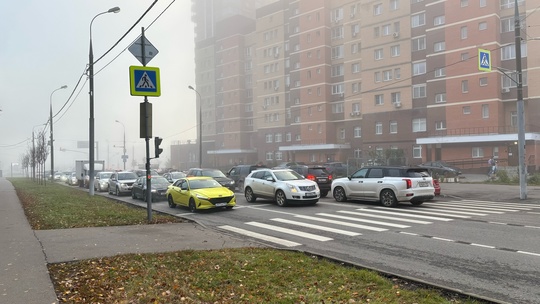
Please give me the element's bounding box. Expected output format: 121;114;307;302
196;193;209;200
286;183;298;193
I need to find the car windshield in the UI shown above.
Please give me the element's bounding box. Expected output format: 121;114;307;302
274;170;303;181
171;172;186;179
189;179;222;189
201;170;227;178
118;172;138;180
151;177;170;186
407;169;431;177
98;172;112;178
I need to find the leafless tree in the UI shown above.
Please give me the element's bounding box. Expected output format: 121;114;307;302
36;130;49;185
20;152;30;178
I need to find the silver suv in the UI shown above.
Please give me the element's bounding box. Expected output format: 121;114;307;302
108;171;138;196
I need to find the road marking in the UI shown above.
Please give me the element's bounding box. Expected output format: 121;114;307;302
427;205;504;214
434;202;528;211
419;207;488;216
338;210;433;224
246;222;333;241
294;215;388;232
471;243;495;249
518;251;540;257
432;237;454;242
270;218;361;236
367;208;455;221
219;225;301;247
316;213;410;228
459;200;539;209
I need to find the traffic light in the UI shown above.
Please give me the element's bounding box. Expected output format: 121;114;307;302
154;137;163;158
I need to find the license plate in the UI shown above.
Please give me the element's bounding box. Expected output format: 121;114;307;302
304;192;317;198
215;203;227;207
319;178;327;182
418;182;428;187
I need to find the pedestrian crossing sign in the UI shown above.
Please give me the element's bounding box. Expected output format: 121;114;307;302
129;66;161;97
478;49;491;72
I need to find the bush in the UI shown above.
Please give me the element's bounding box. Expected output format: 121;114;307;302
496;170;511;183
528;173;540;185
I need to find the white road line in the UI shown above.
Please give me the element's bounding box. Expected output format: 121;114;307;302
367;208;456;220
399;232;419;236
427;205;505;214
270;218;361;236
432;237;454;242
471;243;495;249
338;210;432;224
525;225;540;229
245;222;333;242
316;213;410;228
418;207;488;216
219;225;301;247
518;251;540;257
433;202;527;211
294;215;388;232
459;200;537;209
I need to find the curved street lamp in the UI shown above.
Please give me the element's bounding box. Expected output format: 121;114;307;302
88;6;120;196
50;85;67;182
115;119;126;170
188;85;202;168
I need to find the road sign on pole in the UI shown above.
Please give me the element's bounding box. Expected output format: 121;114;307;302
129;66;161;96
129;36;159;65
478;49;491;72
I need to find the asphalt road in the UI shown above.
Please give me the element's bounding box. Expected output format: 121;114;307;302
94;183;540;304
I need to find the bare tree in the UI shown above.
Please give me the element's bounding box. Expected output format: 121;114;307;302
20;152;30;178
36;130;49;185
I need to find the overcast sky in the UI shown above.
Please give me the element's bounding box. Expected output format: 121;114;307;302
0;0;197;173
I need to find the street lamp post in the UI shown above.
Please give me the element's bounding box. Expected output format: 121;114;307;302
88;6;120;196
50;85;67;182
115;119;126;170
188;86;202;168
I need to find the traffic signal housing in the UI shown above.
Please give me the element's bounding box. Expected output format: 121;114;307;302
154;137;163;158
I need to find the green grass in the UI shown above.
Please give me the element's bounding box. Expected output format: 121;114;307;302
10;178;485;304
9;178;181;229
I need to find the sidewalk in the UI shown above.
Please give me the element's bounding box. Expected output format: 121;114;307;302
0;178;257;303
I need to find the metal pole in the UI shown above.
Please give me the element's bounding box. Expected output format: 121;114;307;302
141;27;152;221
188;86;202;168
115;120;126;170
50;85;67;183
514;0;527;199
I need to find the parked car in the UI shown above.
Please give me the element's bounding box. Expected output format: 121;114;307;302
418;161;462;177
131;176;170;202
132;169;160;177
162;171;186;183
289;165;333;198
226;164;267;192
324;162;348;177
166;176;236;212
108;171;138;196
94;171;114;192
66;172;78;186
187;168;235;191
331;166;435;207
243;168;320;207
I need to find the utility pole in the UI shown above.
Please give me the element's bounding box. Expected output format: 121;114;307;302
514;0;527;199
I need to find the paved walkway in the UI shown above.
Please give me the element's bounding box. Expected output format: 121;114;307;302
0;178;257;303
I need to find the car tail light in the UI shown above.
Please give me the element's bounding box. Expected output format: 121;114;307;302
403;178;412;189
306;174;316;181
328;174;333;180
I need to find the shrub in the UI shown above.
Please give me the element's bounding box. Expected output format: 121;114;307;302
496;170;511;183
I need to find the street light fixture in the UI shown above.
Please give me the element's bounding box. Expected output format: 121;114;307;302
88;6;120;196
188;85;202;168
50;85;67;182
115;119;126;170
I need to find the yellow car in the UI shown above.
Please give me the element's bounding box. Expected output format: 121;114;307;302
166;176;236;212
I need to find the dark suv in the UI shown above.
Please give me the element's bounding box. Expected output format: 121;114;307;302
289;165;333;197
226;164;267;192
187;168;235;191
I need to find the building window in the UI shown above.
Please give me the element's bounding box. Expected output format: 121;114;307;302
501;15;525;33
332;102;344;113
352;82;359;93
275;133;282;142
391;92;401;104
374;71;381;83
352;63;360;73
375;122;383;135
354;149;362;158
374;48;383;60
462;80;469;93
461;0;468;7
275;152;283;161
391;45;400;57
332;84;344;95
331;64;344;77
479;22;487;30
354;126;362;138
480;77;488;86
413;84;426;98
480;0;486;7
435;93;446;103
331;26;344;39
373;3;382;15
266;152;273;161
412;13;425;28
511;111;517;126
413;61;426;75
351;43;359;53
373;26;380;38
413;145;422;158
265;134;273;143
389;121;397;134
295;134;301;141
383;70;392;81
434;15;445;26
434;41;445;52
463;106;471;114
435;67;445;77
482;104;489;118
390;0;399;10
331;45;344;59
412;37;426;51
461;52;469;61
501;42;527;60
339;128;345;139
435;121;446;130
375;94;384;105
394;68;401;79
461;26;468;39
412;118;426;132
472;147;484;158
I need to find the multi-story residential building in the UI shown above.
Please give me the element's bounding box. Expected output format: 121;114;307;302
172;0;540;173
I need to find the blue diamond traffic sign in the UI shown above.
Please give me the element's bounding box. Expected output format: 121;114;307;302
129;66;161;97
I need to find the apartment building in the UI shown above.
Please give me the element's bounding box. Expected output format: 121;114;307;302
172;0;540;172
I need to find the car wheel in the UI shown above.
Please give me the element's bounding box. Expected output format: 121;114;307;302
245;187;257;202
97;184;101;192
411;201;424;206
380;189;398;207
132;191;136;199
333;187;347;202
320;190;328;198
275;190;288;207
168;195;176;208
237;181;244;193
189;199;197;213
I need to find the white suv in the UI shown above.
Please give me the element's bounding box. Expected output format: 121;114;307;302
244;168;320;206
331;166;435;207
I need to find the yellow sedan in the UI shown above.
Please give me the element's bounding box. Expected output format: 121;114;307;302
166;176;236;212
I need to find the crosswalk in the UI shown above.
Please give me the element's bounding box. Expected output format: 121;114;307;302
219;200;538;248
